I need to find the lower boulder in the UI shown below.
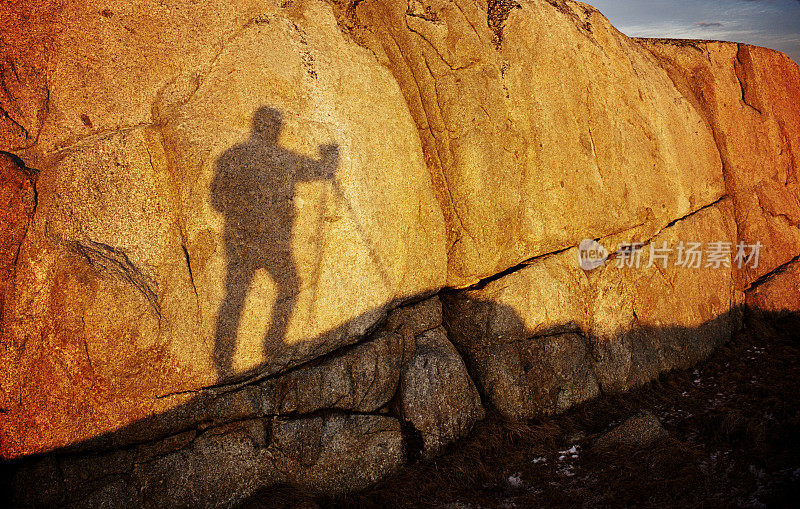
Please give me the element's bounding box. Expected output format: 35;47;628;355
270;414;404;495
592;410;668;450
394;326;485;458
441;326;600;421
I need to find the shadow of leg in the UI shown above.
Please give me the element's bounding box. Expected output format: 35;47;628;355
214;250;253;378
263;260;299;362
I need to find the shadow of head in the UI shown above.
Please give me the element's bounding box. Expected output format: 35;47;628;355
251;106;283;143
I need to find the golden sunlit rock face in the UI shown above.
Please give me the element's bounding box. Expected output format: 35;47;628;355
1;0;798;505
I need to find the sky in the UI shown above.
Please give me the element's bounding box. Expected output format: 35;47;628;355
587;0;800;64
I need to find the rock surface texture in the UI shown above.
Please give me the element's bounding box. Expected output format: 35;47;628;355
1;0;798;506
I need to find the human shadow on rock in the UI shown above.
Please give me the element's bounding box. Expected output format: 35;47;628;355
210;106;339;379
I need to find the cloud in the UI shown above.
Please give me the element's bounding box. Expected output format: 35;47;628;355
695;21;724;27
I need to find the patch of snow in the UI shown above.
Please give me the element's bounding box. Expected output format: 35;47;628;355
557;464;576;477
557;445;580;459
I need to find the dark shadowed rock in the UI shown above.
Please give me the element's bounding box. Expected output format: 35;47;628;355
442;290;600;420
592;410;668;450
394;326;485;457
262;331;406;414
270;414;404;495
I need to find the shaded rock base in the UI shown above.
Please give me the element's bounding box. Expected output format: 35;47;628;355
4;300;768;508
305;312;800;508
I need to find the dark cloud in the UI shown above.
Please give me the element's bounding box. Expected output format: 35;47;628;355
695;21;724;27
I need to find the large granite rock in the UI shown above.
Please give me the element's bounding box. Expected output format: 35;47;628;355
638;39;800;295
348;0;724;287
1;0;799;505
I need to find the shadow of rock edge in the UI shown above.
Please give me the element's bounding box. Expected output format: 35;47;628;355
8;299;798;507
442;296;742;422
